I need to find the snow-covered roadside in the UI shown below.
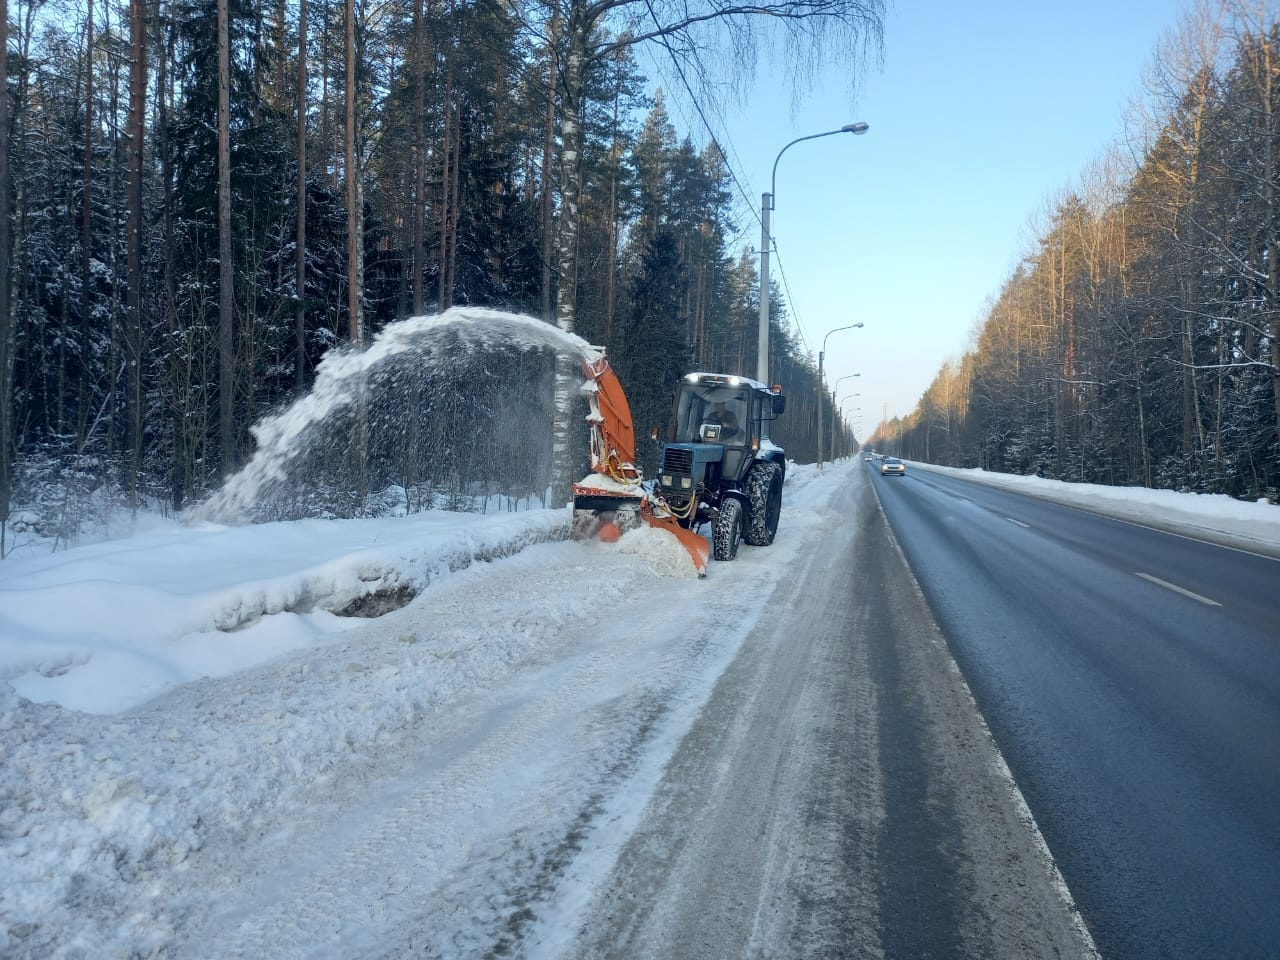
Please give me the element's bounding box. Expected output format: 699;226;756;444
905;460;1280;559
0;465;831;959
1;509;573;715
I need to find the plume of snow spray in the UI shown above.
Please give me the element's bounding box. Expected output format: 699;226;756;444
195;307;591;523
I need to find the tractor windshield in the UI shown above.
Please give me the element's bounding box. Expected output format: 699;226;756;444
673;386;750;445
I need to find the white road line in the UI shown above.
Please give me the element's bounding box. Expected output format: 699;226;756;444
1005;517;1030;528
1134;572;1222;607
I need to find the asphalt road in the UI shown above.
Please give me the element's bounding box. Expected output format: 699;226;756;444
870;461;1280;960
564;465;1094;959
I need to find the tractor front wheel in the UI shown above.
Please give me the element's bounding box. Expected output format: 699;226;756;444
712;496;743;561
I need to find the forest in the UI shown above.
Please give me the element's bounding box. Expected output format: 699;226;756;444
5;0;1278;560
0;0;883;553
878;3;1280;504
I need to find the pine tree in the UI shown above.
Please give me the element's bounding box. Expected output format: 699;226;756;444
614;227;691;475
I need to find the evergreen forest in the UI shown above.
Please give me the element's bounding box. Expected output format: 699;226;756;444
0;0;883;553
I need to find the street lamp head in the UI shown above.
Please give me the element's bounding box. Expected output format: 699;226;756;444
842;122;870;135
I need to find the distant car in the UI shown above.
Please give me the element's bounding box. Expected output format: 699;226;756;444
880;457;906;476
863;454;873;462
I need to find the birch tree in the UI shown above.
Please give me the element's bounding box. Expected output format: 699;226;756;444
0;0;11;554
345;0;363;344
1140;1;1230;468
296;0;309;392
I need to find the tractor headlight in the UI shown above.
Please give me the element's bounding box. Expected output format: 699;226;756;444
661;474;673;487
681;477;692;489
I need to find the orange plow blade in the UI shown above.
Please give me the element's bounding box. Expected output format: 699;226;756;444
641;504;709;578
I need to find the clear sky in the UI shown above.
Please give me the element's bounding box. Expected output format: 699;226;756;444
643;0;1189;436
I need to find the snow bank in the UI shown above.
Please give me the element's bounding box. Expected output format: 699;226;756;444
912;462;1280;559
0;509;570;715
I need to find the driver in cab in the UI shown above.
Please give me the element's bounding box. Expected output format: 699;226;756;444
705;403;742;443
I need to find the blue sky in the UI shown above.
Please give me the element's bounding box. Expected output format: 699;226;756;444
643;0;1188;433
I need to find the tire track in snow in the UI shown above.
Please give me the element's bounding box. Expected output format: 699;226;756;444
164;535;759;959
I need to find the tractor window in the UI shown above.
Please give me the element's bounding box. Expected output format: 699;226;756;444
673;387;749;445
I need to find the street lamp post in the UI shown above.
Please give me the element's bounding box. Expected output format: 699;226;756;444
816;325;862;471
758;122;868;384
833;378;861;403
847;405;863;458
833;390;860;461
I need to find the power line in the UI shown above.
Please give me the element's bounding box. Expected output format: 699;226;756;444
638;0;761;229
634;4;812;359
769;240;813;358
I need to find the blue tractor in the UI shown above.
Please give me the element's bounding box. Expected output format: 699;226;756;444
652;372;788;562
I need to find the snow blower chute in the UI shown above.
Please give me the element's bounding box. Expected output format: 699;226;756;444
571;349;711;577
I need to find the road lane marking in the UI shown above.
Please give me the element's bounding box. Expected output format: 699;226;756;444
1005;517;1030;528
1134;572;1222;607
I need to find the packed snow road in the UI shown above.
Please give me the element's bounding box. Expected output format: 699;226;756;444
2;463;1094;959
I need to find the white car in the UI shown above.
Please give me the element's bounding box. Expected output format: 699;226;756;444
880;457;906;476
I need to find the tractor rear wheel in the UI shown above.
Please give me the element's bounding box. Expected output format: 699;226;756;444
744;461;783;546
712;496;743;561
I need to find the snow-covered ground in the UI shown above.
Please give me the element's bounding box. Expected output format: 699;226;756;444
1;460;1277;958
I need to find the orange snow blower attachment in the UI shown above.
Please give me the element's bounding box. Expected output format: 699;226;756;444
580;351;639;484
571;349;709;577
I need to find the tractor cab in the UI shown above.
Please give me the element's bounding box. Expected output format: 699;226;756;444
658;373;786;510
670;371;782;440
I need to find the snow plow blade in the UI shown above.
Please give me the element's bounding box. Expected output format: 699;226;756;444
571;483;708;577
640;505;709;578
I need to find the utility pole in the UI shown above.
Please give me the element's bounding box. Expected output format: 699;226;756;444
758;123;868;386
816;325;862;470
757;194;770;383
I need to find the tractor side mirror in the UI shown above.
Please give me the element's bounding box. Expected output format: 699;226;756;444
771;393;787;416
